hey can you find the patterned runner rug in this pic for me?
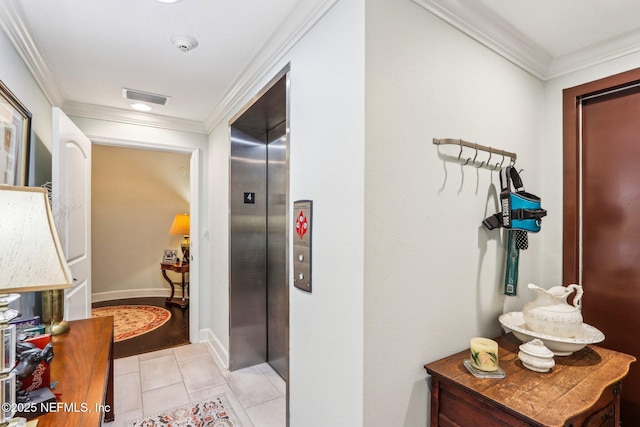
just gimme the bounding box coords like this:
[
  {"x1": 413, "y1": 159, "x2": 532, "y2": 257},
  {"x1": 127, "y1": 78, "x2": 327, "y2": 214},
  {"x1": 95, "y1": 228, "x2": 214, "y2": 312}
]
[
  {"x1": 92, "y1": 305, "x2": 171, "y2": 342},
  {"x1": 126, "y1": 394, "x2": 242, "y2": 427}
]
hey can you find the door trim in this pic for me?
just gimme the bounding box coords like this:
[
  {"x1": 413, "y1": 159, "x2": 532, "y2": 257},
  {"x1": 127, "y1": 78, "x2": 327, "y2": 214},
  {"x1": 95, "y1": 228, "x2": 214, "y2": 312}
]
[
  {"x1": 563, "y1": 67, "x2": 640, "y2": 284},
  {"x1": 88, "y1": 136, "x2": 201, "y2": 344}
]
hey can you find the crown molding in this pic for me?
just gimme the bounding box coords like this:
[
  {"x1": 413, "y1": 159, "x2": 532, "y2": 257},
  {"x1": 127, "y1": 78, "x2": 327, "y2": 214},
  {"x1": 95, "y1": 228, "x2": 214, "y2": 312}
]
[
  {"x1": 546, "y1": 29, "x2": 640, "y2": 79},
  {"x1": 204, "y1": 0, "x2": 338, "y2": 132},
  {"x1": 62, "y1": 101, "x2": 207, "y2": 134},
  {"x1": 413, "y1": 0, "x2": 640, "y2": 81},
  {"x1": 412, "y1": 0, "x2": 550, "y2": 80},
  {"x1": 0, "y1": 0, "x2": 65, "y2": 106}
]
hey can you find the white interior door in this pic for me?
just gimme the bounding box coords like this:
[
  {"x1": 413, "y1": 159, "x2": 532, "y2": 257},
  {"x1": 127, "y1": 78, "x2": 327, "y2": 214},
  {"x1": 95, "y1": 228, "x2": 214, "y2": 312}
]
[{"x1": 52, "y1": 107, "x2": 92, "y2": 320}]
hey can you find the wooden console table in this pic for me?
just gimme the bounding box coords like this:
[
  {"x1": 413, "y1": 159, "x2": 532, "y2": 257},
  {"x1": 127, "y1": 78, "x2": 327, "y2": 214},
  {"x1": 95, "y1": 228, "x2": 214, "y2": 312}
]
[
  {"x1": 425, "y1": 333, "x2": 635, "y2": 427},
  {"x1": 37, "y1": 317, "x2": 114, "y2": 426},
  {"x1": 160, "y1": 262, "x2": 189, "y2": 308}
]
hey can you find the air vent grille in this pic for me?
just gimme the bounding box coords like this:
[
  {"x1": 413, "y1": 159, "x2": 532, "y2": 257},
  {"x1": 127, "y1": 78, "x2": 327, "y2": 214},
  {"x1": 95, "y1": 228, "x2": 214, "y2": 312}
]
[{"x1": 122, "y1": 88, "x2": 171, "y2": 106}]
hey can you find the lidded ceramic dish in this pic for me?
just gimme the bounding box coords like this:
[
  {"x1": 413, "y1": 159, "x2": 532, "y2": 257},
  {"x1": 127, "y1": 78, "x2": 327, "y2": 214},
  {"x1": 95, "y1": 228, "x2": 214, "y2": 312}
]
[{"x1": 518, "y1": 339, "x2": 555, "y2": 372}]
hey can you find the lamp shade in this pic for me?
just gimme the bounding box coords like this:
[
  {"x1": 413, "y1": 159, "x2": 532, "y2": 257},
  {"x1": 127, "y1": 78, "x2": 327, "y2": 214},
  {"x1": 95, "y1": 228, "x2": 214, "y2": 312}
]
[
  {"x1": 169, "y1": 213, "x2": 190, "y2": 236},
  {"x1": 0, "y1": 186, "x2": 72, "y2": 293}
]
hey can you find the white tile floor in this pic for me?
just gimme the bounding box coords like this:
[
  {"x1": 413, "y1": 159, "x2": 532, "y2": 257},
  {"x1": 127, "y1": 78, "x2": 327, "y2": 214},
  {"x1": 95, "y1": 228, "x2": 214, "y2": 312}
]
[{"x1": 104, "y1": 343, "x2": 286, "y2": 427}]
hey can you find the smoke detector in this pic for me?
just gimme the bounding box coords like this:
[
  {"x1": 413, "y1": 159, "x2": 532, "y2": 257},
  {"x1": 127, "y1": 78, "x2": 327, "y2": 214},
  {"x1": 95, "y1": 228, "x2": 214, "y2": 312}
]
[{"x1": 171, "y1": 34, "x2": 199, "y2": 52}]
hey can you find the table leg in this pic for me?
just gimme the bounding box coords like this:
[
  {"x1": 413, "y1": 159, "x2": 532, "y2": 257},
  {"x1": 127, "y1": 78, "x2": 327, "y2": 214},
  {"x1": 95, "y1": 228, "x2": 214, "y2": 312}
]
[
  {"x1": 161, "y1": 269, "x2": 176, "y2": 303},
  {"x1": 179, "y1": 272, "x2": 188, "y2": 309},
  {"x1": 104, "y1": 335, "x2": 115, "y2": 422}
]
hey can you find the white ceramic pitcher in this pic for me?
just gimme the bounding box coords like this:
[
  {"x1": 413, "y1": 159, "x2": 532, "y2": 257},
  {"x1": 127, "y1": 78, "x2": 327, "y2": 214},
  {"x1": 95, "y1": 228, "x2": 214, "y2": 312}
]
[{"x1": 522, "y1": 283, "x2": 583, "y2": 338}]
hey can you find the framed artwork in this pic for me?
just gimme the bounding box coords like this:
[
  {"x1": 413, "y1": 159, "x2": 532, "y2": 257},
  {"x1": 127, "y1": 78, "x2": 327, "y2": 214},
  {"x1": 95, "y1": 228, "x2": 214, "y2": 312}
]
[
  {"x1": 0, "y1": 79, "x2": 32, "y2": 186},
  {"x1": 163, "y1": 249, "x2": 178, "y2": 263}
]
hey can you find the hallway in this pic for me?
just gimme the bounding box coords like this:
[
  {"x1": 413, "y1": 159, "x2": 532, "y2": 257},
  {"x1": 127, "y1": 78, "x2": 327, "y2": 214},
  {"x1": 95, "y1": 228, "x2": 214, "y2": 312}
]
[{"x1": 104, "y1": 343, "x2": 286, "y2": 427}]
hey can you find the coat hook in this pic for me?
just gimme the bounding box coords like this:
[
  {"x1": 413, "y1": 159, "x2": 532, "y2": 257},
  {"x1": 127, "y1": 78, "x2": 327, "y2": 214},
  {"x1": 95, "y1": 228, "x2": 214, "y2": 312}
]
[
  {"x1": 490, "y1": 152, "x2": 503, "y2": 170},
  {"x1": 457, "y1": 139, "x2": 470, "y2": 165},
  {"x1": 473, "y1": 144, "x2": 485, "y2": 168},
  {"x1": 498, "y1": 151, "x2": 506, "y2": 170}
]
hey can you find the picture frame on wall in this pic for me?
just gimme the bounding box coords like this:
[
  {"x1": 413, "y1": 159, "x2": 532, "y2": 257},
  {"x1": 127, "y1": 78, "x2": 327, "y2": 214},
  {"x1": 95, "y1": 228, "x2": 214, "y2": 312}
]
[
  {"x1": 0, "y1": 79, "x2": 32, "y2": 186},
  {"x1": 162, "y1": 249, "x2": 178, "y2": 264}
]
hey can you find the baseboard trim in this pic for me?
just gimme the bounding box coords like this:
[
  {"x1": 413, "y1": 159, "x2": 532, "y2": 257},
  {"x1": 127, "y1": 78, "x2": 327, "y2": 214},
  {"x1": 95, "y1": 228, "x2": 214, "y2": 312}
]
[
  {"x1": 91, "y1": 288, "x2": 186, "y2": 303},
  {"x1": 200, "y1": 328, "x2": 229, "y2": 370}
]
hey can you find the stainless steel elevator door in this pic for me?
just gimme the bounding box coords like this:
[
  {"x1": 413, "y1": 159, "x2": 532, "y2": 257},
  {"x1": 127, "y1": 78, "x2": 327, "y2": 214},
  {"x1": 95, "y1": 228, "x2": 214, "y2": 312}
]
[
  {"x1": 230, "y1": 127, "x2": 267, "y2": 370},
  {"x1": 267, "y1": 121, "x2": 287, "y2": 380}
]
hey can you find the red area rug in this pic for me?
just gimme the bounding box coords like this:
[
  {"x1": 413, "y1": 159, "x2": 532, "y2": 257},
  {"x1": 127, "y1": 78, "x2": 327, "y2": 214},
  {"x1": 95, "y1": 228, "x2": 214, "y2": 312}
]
[
  {"x1": 126, "y1": 394, "x2": 241, "y2": 427},
  {"x1": 92, "y1": 305, "x2": 171, "y2": 342}
]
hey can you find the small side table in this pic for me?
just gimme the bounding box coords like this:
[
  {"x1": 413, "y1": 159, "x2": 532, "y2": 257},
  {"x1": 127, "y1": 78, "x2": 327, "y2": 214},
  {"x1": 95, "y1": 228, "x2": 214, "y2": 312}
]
[
  {"x1": 160, "y1": 262, "x2": 189, "y2": 308},
  {"x1": 425, "y1": 333, "x2": 635, "y2": 427}
]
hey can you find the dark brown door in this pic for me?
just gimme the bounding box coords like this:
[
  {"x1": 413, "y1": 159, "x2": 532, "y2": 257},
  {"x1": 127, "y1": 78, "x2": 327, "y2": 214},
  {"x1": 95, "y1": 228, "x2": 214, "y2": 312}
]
[{"x1": 564, "y1": 68, "x2": 640, "y2": 424}]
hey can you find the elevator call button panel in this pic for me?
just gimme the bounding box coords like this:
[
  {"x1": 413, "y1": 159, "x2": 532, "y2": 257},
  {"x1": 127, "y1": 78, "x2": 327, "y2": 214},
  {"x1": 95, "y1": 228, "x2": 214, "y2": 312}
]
[{"x1": 293, "y1": 200, "x2": 312, "y2": 293}]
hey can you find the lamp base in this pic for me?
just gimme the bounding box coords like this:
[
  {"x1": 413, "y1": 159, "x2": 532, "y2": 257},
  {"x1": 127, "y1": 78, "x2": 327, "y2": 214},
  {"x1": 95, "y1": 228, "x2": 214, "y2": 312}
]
[
  {"x1": 41, "y1": 291, "x2": 70, "y2": 336},
  {"x1": 46, "y1": 320, "x2": 69, "y2": 336},
  {"x1": 181, "y1": 236, "x2": 190, "y2": 265}
]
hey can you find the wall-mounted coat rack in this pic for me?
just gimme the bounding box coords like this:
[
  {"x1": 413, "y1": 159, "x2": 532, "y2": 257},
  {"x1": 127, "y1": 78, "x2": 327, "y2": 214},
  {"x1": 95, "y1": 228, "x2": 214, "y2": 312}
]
[{"x1": 433, "y1": 138, "x2": 517, "y2": 170}]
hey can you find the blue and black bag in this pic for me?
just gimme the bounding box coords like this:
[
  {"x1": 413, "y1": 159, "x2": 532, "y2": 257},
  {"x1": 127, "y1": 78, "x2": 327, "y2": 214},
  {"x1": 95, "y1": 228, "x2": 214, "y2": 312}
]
[{"x1": 483, "y1": 166, "x2": 547, "y2": 234}]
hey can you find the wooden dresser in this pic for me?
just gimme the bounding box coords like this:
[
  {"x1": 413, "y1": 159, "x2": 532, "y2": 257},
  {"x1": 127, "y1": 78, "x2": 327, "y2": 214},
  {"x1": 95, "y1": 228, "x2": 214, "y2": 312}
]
[
  {"x1": 425, "y1": 333, "x2": 635, "y2": 427},
  {"x1": 36, "y1": 317, "x2": 114, "y2": 426}
]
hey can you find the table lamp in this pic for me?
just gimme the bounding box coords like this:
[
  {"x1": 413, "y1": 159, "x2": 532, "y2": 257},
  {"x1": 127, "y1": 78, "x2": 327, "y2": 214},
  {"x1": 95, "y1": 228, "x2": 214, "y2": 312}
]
[
  {"x1": 169, "y1": 213, "x2": 190, "y2": 265},
  {"x1": 0, "y1": 186, "x2": 72, "y2": 424}
]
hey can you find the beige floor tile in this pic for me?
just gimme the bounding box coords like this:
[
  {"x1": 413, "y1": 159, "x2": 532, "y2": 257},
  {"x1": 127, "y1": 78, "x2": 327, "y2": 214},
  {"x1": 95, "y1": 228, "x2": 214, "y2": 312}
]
[
  {"x1": 139, "y1": 354, "x2": 183, "y2": 391},
  {"x1": 179, "y1": 353, "x2": 227, "y2": 393},
  {"x1": 141, "y1": 382, "x2": 190, "y2": 416},
  {"x1": 138, "y1": 348, "x2": 173, "y2": 361},
  {"x1": 114, "y1": 371, "x2": 142, "y2": 414},
  {"x1": 109, "y1": 407, "x2": 143, "y2": 427},
  {"x1": 114, "y1": 355, "x2": 139, "y2": 376},
  {"x1": 173, "y1": 342, "x2": 210, "y2": 361},
  {"x1": 226, "y1": 365, "x2": 281, "y2": 409},
  {"x1": 256, "y1": 363, "x2": 286, "y2": 396},
  {"x1": 245, "y1": 396, "x2": 286, "y2": 427}
]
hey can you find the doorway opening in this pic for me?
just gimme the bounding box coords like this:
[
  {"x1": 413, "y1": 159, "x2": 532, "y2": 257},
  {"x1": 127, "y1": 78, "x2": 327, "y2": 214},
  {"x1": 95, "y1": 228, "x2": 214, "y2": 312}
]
[
  {"x1": 91, "y1": 137, "x2": 201, "y2": 352},
  {"x1": 90, "y1": 142, "x2": 199, "y2": 357},
  {"x1": 229, "y1": 69, "x2": 289, "y2": 382}
]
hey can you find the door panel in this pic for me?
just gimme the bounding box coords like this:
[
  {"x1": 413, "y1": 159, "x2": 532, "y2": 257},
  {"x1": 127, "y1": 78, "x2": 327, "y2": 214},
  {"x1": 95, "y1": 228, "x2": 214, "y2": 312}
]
[
  {"x1": 229, "y1": 126, "x2": 267, "y2": 371},
  {"x1": 267, "y1": 121, "x2": 288, "y2": 380},
  {"x1": 52, "y1": 107, "x2": 92, "y2": 320},
  {"x1": 564, "y1": 72, "x2": 640, "y2": 424}
]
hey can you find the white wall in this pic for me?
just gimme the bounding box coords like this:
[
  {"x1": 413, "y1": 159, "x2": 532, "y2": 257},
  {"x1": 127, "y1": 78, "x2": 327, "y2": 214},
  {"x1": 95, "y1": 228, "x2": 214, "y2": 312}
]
[
  {"x1": 541, "y1": 52, "x2": 640, "y2": 286},
  {"x1": 0, "y1": 30, "x2": 52, "y2": 151},
  {"x1": 364, "y1": 0, "x2": 545, "y2": 425},
  {"x1": 207, "y1": 0, "x2": 365, "y2": 425}
]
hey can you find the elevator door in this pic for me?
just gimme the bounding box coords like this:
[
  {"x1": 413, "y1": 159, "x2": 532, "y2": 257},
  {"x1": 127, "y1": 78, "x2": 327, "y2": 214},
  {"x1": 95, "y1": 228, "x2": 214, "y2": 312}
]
[{"x1": 229, "y1": 74, "x2": 288, "y2": 380}]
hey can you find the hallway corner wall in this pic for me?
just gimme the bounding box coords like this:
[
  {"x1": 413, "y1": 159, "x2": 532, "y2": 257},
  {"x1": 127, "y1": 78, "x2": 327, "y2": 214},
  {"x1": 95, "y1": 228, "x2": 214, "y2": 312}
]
[{"x1": 364, "y1": 0, "x2": 545, "y2": 425}]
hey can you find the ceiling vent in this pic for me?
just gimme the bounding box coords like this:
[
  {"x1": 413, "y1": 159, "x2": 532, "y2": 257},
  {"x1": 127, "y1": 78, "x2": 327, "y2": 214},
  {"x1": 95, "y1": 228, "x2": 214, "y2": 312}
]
[{"x1": 122, "y1": 88, "x2": 171, "y2": 106}]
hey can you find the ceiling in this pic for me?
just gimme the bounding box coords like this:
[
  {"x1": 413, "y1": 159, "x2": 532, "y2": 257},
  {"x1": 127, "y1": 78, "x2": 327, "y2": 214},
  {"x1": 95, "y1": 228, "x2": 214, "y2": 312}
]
[
  {"x1": 2, "y1": 0, "x2": 640, "y2": 134},
  {"x1": 415, "y1": 0, "x2": 640, "y2": 80}
]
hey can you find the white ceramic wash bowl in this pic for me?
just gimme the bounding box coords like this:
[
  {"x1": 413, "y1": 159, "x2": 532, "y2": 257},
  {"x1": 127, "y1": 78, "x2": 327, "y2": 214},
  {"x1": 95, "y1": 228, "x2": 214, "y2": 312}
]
[{"x1": 499, "y1": 311, "x2": 605, "y2": 356}]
